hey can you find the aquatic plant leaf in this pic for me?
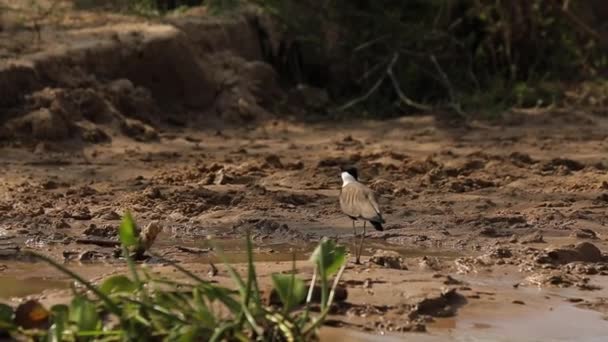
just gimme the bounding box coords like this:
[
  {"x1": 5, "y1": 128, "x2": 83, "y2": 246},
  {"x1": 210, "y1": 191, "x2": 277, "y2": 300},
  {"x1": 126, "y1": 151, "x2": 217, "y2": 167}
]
[
  {"x1": 48, "y1": 304, "x2": 69, "y2": 342},
  {"x1": 119, "y1": 211, "x2": 138, "y2": 247},
  {"x1": 69, "y1": 296, "x2": 100, "y2": 332},
  {"x1": 309, "y1": 238, "x2": 346, "y2": 276},
  {"x1": 0, "y1": 304, "x2": 13, "y2": 322},
  {"x1": 271, "y1": 274, "x2": 306, "y2": 312},
  {"x1": 100, "y1": 275, "x2": 137, "y2": 295}
]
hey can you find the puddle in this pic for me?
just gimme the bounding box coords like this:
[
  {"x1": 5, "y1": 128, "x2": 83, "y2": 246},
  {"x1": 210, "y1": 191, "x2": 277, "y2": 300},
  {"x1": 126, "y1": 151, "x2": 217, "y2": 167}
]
[
  {"x1": 432, "y1": 304, "x2": 608, "y2": 342},
  {"x1": 156, "y1": 231, "x2": 462, "y2": 265},
  {"x1": 0, "y1": 276, "x2": 69, "y2": 299}
]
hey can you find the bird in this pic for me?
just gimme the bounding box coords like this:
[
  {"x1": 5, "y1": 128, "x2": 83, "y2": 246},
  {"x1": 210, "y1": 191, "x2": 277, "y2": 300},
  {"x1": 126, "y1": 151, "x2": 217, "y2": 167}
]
[{"x1": 339, "y1": 166, "x2": 384, "y2": 264}]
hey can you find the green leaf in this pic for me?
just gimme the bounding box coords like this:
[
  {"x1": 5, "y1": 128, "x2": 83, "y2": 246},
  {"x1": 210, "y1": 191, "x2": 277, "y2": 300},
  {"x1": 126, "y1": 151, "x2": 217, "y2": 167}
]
[
  {"x1": 309, "y1": 238, "x2": 346, "y2": 276},
  {"x1": 0, "y1": 303, "x2": 14, "y2": 330},
  {"x1": 99, "y1": 275, "x2": 137, "y2": 296},
  {"x1": 48, "y1": 304, "x2": 69, "y2": 342},
  {"x1": 119, "y1": 211, "x2": 138, "y2": 247},
  {"x1": 271, "y1": 274, "x2": 306, "y2": 312},
  {"x1": 0, "y1": 304, "x2": 13, "y2": 323},
  {"x1": 69, "y1": 297, "x2": 100, "y2": 333}
]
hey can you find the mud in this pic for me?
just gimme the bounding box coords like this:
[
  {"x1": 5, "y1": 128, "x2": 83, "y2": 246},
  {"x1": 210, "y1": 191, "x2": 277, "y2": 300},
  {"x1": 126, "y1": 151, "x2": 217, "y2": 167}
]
[
  {"x1": 2, "y1": 111, "x2": 608, "y2": 339},
  {"x1": 2, "y1": 2, "x2": 608, "y2": 341}
]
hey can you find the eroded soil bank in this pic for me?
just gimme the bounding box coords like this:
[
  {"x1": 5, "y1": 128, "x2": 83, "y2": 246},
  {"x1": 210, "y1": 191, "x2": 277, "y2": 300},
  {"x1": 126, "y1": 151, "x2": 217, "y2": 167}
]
[{"x1": 1, "y1": 2, "x2": 608, "y2": 341}]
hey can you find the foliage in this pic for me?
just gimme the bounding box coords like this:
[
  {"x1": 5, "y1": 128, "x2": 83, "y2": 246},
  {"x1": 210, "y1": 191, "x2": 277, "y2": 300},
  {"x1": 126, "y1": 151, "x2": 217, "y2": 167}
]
[
  {"x1": 208, "y1": 0, "x2": 607, "y2": 117},
  {"x1": 0, "y1": 214, "x2": 347, "y2": 341}
]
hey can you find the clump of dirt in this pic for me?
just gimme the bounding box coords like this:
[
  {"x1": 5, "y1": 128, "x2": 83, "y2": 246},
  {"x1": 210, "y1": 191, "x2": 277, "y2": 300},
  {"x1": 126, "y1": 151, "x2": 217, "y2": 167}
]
[
  {"x1": 1, "y1": 80, "x2": 160, "y2": 143},
  {"x1": 537, "y1": 242, "x2": 605, "y2": 265},
  {"x1": 2, "y1": 108, "x2": 71, "y2": 140},
  {"x1": 412, "y1": 288, "x2": 466, "y2": 318},
  {"x1": 369, "y1": 250, "x2": 406, "y2": 270},
  {"x1": 539, "y1": 158, "x2": 586, "y2": 175}
]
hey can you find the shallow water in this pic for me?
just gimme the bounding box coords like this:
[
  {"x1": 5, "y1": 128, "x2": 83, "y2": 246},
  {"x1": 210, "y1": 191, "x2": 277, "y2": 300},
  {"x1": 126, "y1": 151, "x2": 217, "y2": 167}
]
[
  {"x1": 0, "y1": 276, "x2": 69, "y2": 299},
  {"x1": 1, "y1": 243, "x2": 607, "y2": 341}
]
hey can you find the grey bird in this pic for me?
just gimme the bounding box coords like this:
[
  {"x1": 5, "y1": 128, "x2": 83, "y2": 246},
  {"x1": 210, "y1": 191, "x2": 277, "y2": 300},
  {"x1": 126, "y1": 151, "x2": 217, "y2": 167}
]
[{"x1": 339, "y1": 166, "x2": 384, "y2": 264}]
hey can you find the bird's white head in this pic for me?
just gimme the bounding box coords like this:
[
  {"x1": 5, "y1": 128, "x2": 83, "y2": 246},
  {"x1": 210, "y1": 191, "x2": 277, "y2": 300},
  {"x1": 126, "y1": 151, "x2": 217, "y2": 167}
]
[{"x1": 340, "y1": 166, "x2": 358, "y2": 187}]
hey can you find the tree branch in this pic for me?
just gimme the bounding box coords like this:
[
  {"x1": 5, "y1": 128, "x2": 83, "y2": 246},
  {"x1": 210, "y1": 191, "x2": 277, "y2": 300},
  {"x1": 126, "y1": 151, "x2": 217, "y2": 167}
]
[{"x1": 386, "y1": 53, "x2": 433, "y2": 112}]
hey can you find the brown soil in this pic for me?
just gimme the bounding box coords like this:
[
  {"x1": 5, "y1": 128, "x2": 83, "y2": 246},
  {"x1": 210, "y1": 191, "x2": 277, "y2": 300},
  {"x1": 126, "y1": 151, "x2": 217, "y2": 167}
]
[{"x1": 2, "y1": 2, "x2": 608, "y2": 341}]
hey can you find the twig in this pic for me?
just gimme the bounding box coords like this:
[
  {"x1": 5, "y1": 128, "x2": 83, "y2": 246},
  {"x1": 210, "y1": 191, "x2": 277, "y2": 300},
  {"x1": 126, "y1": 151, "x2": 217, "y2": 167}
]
[
  {"x1": 76, "y1": 238, "x2": 120, "y2": 248},
  {"x1": 353, "y1": 35, "x2": 391, "y2": 53},
  {"x1": 337, "y1": 69, "x2": 388, "y2": 111},
  {"x1": 549, "y1": 0, "x2": 602, "y2": 43},
  {"x1": 430, "y1": 54, "x2": 467, "y2": 117},
  {"x1": 356, "y1": 55, "x2": 391, "y2": 83},
  {"x1": 176, "y1": 246, "x2": 212, "y2": 254},
  {"x1": 386, "y1": 53, "x2": 433, "y2": 111}
]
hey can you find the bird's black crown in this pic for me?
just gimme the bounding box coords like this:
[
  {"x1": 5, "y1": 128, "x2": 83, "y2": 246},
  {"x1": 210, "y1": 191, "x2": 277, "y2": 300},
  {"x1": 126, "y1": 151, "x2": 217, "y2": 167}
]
[{"x1": 341, "y1": 166, "x2": 358, "y2": 180}]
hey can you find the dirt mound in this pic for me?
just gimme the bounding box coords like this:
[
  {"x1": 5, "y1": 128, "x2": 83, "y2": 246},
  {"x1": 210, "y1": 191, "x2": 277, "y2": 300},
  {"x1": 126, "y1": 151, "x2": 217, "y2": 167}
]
[{"x1": 1, "y1": 13, "x2": 286, "y2": 144}]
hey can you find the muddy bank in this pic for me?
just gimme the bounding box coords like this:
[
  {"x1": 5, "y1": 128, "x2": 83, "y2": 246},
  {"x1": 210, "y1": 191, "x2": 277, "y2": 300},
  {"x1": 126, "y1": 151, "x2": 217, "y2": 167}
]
[
  {"x1": 2, "y1": 111, "x2": 608, "y2": 338},
  {"x1": 0, "y1": 6, "x2": 290, "y2": 145}
]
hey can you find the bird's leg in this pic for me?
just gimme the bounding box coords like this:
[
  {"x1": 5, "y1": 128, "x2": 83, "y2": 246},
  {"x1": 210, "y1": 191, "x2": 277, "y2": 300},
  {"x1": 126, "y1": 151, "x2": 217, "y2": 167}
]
[
  {"x1": 356, "y1": 221, "x2": 367, "y2": 264},
  {"x1": 352, "y1": 220, "x2": 361, "y2": 264}
]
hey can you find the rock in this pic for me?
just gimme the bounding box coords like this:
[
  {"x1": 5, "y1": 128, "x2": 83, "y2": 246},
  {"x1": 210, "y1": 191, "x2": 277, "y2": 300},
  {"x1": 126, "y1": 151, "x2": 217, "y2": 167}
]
[
  {"x1": 83, "y1": 224, "x2": 116, "y2": 238},
  {"x1": 120, "y1": 118, "x2": 158, "y2": 141},
  {"x1": 54, "y1": 220, "x2": 71, "y2": 229},
  {"x1": 41, "y1": 180, "x2": 59, "y2": 190},
  {"x1": 418, "y1": 256, "x2": 441, "y2": 271},
  {"x1": 100, "y1": 210, "x2": 121, "y2": 220},
  {"x1": 520, "y1": 233, "x2": 545, "y2": 244},
  {"x1": 67, "y1": 207, "x2": 92, "y2": 220},
  {"x1": 541, "y1": 242, "x2": 603, "y2": 264},
  {"x1": 80, "y1": 125, "x2": 111, "y2": 144},
  {"x1": 509, "y1": 152, "x2": 537, "y2": 165},
  {"x1": 370, "y1": 250, "x2": 406, "y2": 270},
  {"x1": 488, "y1": 247, "x2": 513, "y2": 259},
  {"x1": 574, "y1": 242, "x2": 603, "y2": 262},
  {"x1": 78, "y1": 250, "x2": 107, "y2": 261},
  {"x1": 263, "y1": 154, "x2": 283, "y2": 168},
  {"x1": 414, "y1": 288, "x2": 465, "y2": 318},
  {"x1": 541, "y1": 158, "x2": 585, "y2": 172},
  {"x1": 214, "y1": 169, "x2": 233, "y2": 185},
  {"x1": 144, "y1": 187, "x2": 162, "y2": 199},
  {"x1": 571, "y1": 228, "x2": 598, "y2": 240}
]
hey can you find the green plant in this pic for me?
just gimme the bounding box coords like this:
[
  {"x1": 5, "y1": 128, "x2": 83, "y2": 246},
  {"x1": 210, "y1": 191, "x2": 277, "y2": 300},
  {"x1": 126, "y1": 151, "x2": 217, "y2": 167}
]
[
  {"x1": 0, "y1": 213, "x2": 347, "y2": 341},
  {"x1": 208, "y1": 0, "x2": 606, "y2": 117}
]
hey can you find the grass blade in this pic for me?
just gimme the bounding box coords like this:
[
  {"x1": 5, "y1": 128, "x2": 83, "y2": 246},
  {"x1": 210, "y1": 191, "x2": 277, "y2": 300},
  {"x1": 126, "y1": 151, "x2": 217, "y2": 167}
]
[{"x1": 26, "y1": 252, "x2": 121, "y2": 316}]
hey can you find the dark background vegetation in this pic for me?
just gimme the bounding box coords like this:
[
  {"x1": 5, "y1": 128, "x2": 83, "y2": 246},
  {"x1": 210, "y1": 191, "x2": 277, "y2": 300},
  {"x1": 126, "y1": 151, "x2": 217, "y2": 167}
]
[
  {"x1": 167, "y1": 0, "x2": 608, "y2": 117},
  {"x1": 14, "y1": 0, "x2": 608, "y2": 118}
]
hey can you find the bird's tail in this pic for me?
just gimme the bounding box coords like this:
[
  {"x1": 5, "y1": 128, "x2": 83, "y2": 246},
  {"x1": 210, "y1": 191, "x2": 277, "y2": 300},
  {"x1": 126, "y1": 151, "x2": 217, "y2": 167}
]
[{"x1": 371, "y1": 220, "x2": 384, "y2": 231}]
